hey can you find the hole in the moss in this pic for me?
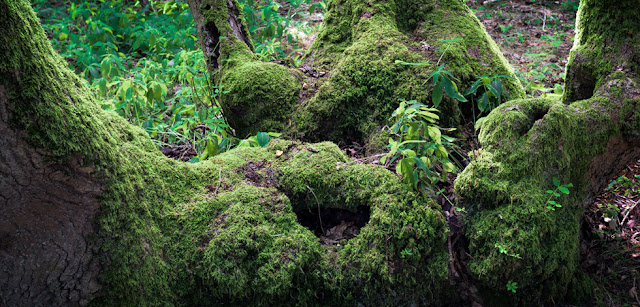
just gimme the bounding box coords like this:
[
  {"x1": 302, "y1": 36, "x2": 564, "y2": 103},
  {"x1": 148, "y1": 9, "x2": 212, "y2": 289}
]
[{"x1": 295, "y1": 206, "x2": 370, "y2": 245}]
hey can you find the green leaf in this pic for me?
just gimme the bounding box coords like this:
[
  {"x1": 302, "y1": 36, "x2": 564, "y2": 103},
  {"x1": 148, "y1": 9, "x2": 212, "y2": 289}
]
[
  {"x1": 464, "y1": 79, "x2": 482, "y2": 96},
  {"x1": 100, "y1": 59, "x2": 111, "y2": 77},
  {"x1": 478, "y1": 92, "x2": 489, "y2": 112},
  {"x1": 427, "y1": 126, "x2": 442, "y2": 143},
  {"x1": 257, "y1": 132, "x2": 270, "y2": 147},
  {"x1": 547, "y1": 200, "x2": 556, "y2": 205},
  {"x1": 442, "y1": 77, "x2": 467, "y2": 102},
  {"x1": 558, "y1": 186, "x2": 570, "y2": 194},
  {"x1": 432, "y1": 79, "x2": 443, "y2": 107},
  {"x1": 553, "y1": 177, "x2": 560, "y2": 187}
]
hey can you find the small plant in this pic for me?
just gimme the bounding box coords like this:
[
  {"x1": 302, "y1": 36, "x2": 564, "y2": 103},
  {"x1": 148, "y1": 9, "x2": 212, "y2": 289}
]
[
  {"x1": 506, "y1": 280, "x2": 518, "y2": 293},
  {"x1": 499, "y1": 24, "x2": 513, "y2": 33},
  {"x1": 401, "y1": 248, "x2": 413, "y2": 258},
  {"x1": 381, "y1": 99, "x2": 456, "y2": 189},
  {"x1": 607, "y1": 175, "x2": 640, "y2": 197},
  {"x1": 494, "y1": 243, "x2": 522, "y2": 259},
  {"x1": 464, "y1": 74, "x2": 512, "y2": 117},
  {"x1": 545, "y1": 177, "x2": 573, "y2": 210}
]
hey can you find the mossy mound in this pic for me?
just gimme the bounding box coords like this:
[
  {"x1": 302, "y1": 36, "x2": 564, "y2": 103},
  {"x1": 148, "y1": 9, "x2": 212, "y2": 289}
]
[
  {"x1": 563, "y1": 0, "x2": 640, "y2": 103},
  {"x1": 455, "y1": 95, "x2": 640, "y2": 304},
  {"x1": 166, "y1": 140, "x2": 453, "y2": 305},
  {"x1": 295, "y1": 0, "x2": 525, "y2": 143},
  {"x1": 221, "y1": 61, "x2": 301, "y2": 136}
]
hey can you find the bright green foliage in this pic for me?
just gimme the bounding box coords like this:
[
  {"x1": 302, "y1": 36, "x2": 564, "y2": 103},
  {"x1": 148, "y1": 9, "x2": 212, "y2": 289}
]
[
  {"x1": 464, "y1": 74, "x2": 513, "y2": 116},
  {"x1": 381, "y1": 99, "x2": 456, "y2": 189},
  {"x1": 506, "y1": 281, "x2": 518, "y2": 293},
  {"x1": 31, "y1": 0, "x2": 236, "y2": 156},
  {"x1": 237, "y1": 0, "x2": 324, "y2": 60},
  {"x1": 545, "y1": 177, "x2": 573, "y2": 211}
]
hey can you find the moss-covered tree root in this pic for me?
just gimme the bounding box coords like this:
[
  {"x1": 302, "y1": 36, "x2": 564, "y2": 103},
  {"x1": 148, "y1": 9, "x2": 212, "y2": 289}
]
[{"x1": 454, "y1": 0, "x2": 640, "y2": 304}]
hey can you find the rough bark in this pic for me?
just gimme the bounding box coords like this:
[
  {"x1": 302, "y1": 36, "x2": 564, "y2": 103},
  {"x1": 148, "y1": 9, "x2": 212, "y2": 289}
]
[
  {"x1": 0, "y1": 2, "x2": 103, "y2": 305},
  {"x1": 5, "y1": 0, "x2": 640, "y2": 305},
  {"x1": 1, "y1": 1, "x2": 452, "y2": 305},
  {"x1": 454, "y1": 0, "x2": 640, "y2": 303}
]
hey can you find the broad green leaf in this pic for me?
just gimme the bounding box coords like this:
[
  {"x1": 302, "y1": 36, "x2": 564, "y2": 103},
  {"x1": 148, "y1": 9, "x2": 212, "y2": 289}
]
[
  {"x1": 414, "y1": 156, "x2": 428, "y2": 172},
  {"x1": 100, "y1": 59, "x2": 111, "y2": 77},
  {"x1": 427, "y1": 126, "x2": 442, "y2": 143},
  {"x1": 486, "y1": 83, "x2": 500, "y2": 99},
  {"x1": 257, "y1": 132, "x2": 270, "y2": 147},
  {"x1": 442, "y1": 77, "x2": 468, "y2": 102},
  {"x1": 553, "y1": 177, "x2": 560, "y2": 187},
  {"x1": 464, "y1": 79, "x2": 482, "y2": 96},
  {"x1": 403, "y1": 149, "x2": 416, "y2": 157},
  {"x1": 478, "y1": 92, "x2": 489, "y2": 111},
  {"x1": 432, "y1": 79, "x2": 443, "y2": 107},
  {"x1": 443, "y1": 162, "x2": 455, "y2": 172}
]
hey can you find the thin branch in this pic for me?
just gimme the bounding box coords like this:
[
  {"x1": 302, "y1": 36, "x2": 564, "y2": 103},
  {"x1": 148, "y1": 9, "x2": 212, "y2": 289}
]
[{"x1": 306, "y1": 185, "x2": 325, "y2": 235}]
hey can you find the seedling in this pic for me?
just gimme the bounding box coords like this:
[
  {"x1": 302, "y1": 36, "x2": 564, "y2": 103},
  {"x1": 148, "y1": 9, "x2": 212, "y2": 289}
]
[{"x1": 545, "y1": 177, "x2": 573, "y2": 210}]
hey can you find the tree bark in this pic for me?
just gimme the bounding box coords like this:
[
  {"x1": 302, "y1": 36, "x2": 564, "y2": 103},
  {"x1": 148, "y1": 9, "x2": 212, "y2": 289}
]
[
  {"x1": 5, "y1": 0, "x2": 640, "y2": 305},
  {"x1": 1, "y1": 1, "x2": 451, "y2": 306}
]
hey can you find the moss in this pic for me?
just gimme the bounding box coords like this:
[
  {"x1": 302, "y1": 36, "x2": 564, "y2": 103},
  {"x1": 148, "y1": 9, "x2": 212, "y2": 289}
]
[
  {"x1": 298, "y1": 0, "x2": 524, "y2": 143},
  {"x1": 221, "y1": 61, "x2": 301, "y2": 136},
  {"x1": 160, "y1": 140, "x2": 453, "y2": 305},
  {"x1": 563, "y1": 0, "x2": 640, "y2": 103},
  {"x1": 0, "y1": 4, "x2": 454, "y2": 299},
  {"x1": 196, "y1": 0, "x2": 302, "y2": 137},
  {"x1": 454, "y1": 95, "x2": 640, "y2": 303}
]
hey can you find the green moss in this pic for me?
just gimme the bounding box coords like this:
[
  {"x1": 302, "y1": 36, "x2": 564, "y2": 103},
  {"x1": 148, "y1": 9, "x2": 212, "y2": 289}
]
[
  {"x1": 161, "y1": 140, "x2": 453, "y2": 305},
  {"x1": 563, "y1": 0, "x2": 640, "y2": 103},
  {"x1": 221, "y1": 61, "x2": 301, "y2": 136},
  {"x1": 299, "y1": 0, "x2": 524, "y2": 143},
  {"x1": 454, "y1": 95, "x2": 640, "y2": 303},
  {"x1": 0, "y1": 4, "x2": 453, "y2": 298},
  {"x1": 196, "y1": 0, "x2": 302, "y2": 137}
]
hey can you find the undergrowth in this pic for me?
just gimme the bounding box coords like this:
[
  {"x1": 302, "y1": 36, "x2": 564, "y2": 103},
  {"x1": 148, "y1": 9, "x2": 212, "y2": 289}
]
[{"x1": 31, "y1": 0, "x2": 324, "y2": 159}]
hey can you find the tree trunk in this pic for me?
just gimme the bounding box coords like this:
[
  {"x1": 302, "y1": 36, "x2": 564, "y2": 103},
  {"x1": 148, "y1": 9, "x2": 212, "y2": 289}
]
[
  {"x1": 5, "y1": 0, "x2": 640, "y2": 305},
  {"x1": 186, "y1": 0, "x2": 302, "y2": 138},
  {"x1": 1, "y1": 1, "x2": 451, "y2": 306},
  {"x1": 455, "y1": 0, "x2": 640, "y2": 303},
  {"x1": 190, "y1": 0, "x2": 525, "y2": 144}
]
